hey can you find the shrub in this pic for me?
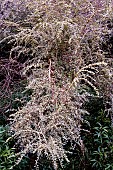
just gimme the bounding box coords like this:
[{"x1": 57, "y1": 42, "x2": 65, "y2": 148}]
[
  {"x1": 0, "y1": 0, "x2": 112, "y2": 169},
  {"x1": 0, "y1": 0, "x2": 34, "y2": 40},
  {"x1": 37, "y1": 99, "x2": 113, "y2": 170}
]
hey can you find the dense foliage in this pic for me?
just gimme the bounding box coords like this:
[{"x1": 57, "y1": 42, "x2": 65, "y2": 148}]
[
  {"x1": 0, "y1": 0, "x2": 113, "y2": 169},
  {"x1": 0, "y1": 126, "x2": 30, "y2": 170}
]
